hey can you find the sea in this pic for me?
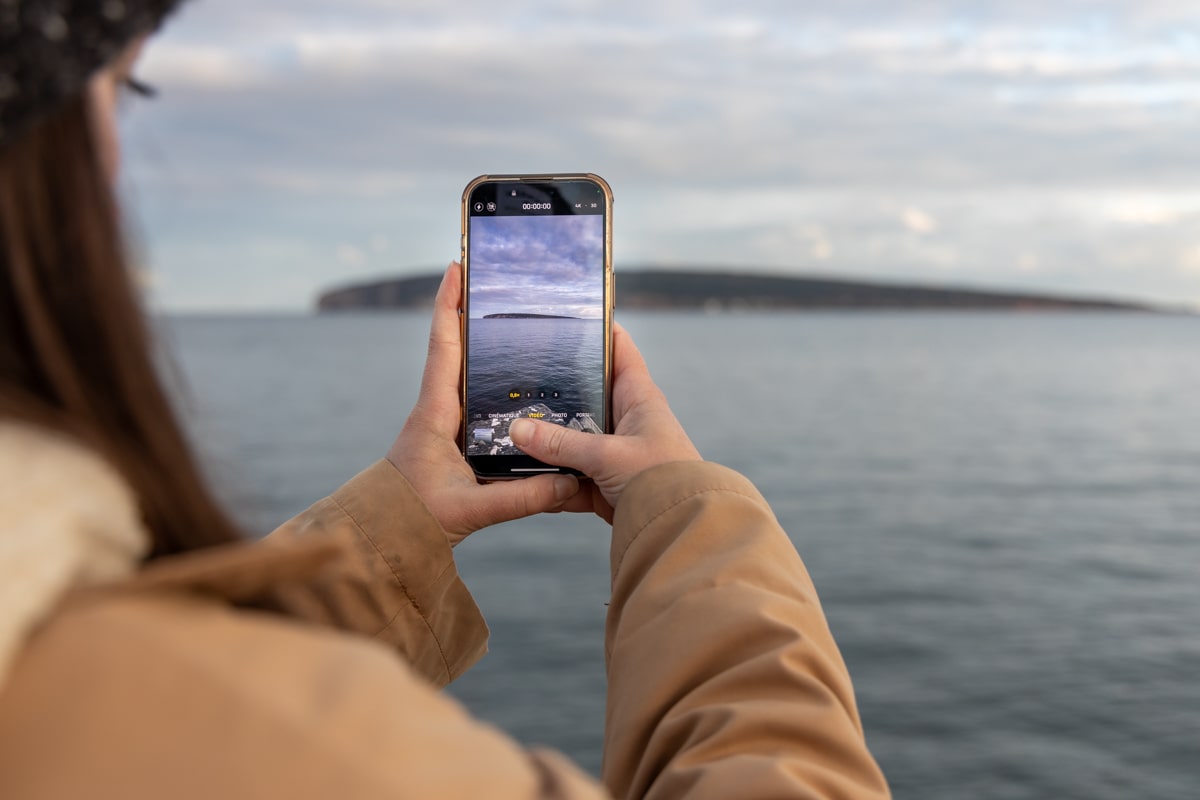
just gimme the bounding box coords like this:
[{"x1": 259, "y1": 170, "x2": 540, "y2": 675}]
[
  {"x1": 163, "y1": 311, "x2": 1200, "y2": 800},
  {"x1": 466, "y1": 317, "x2": 605, "y2": 454}
]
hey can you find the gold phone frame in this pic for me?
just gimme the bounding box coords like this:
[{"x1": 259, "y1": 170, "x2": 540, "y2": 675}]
[{"x1": 459, "y1": 173, "x2": 614, "y2": 479}]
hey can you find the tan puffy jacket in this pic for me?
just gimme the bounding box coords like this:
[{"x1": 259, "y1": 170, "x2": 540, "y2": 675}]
[{"x1": 0, "y1": 432, "x2": 889, "y2": 798}]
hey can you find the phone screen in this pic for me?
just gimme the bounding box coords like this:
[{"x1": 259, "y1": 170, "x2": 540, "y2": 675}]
[{"x1": 462, "y1": 176, "x2": 612, "y2": 478}]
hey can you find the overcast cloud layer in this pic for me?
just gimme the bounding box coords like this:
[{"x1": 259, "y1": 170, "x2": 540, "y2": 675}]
[
  {"x1": 469, "y1": 216, "x2": 605, "y2": 319},
  {"x1": 120, "y1": 0, "x2": 1200, "y2": 310}
]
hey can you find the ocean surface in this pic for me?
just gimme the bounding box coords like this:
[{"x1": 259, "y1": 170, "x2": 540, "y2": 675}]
[
  {"x1": 164, "y1": 311, "x2": 1200, "y2": 799},
  {"x1": 466, "y1": 317, "x2": 605, "y2": 454}
]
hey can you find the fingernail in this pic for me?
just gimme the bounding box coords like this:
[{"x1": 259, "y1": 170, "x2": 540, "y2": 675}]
[
  {"x1": 509, "y1": 418, "x2": 533, "y2": 445},
  {"x1": 554, "y1": 475, "x2": 578, "y2": 502}
]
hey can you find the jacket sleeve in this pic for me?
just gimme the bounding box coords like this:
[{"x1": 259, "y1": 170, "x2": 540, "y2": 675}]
[
  {"x1": 601, "y1": 462, "x2": 891, "y2": 799},
  {"x1": 263, "y1": 460, "x2": 488, "y2": 687}
]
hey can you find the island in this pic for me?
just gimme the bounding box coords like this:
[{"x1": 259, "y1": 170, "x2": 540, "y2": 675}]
[
  {"x1": 482, "y1": 313, "x2": 579, "y2": 319},
  {"x1": 316, "y1": 268, "x2": 1154, "y2": 312}
]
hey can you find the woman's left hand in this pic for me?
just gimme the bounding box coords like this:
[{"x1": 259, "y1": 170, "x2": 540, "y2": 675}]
[{"x1": 386, "y1": 262, "x2": 581, "y2": 547}]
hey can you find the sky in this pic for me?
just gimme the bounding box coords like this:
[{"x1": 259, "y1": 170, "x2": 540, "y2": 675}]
[
  {"x1": 119, "y1": 0, "x2": 1200, "y2": 311},
  {"x1": 468, "y1": 216, "x2": 605, "y2": 319}
]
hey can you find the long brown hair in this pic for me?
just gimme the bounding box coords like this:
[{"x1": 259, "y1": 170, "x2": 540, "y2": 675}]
[{"x1": 0, "y1": 93, "x2": 242, "y2": 557}]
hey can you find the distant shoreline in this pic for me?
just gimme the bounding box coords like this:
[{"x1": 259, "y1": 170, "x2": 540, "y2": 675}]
[
  {"x1": 316, "y1": 268, "x2": 1157, "y2": 313},
  {"x1": 481, "y1": 313, "x2": 580, "y2": 320}
]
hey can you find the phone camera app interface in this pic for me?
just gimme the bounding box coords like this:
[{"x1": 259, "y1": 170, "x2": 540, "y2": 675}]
[{"x1": 466, "y1": 181, "x2": 606, "y2": 458}]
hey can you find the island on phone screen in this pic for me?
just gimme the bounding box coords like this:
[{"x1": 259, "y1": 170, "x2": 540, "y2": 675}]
[{"x1": 466, "y1": 213, "x2": 605, "y2": 456}]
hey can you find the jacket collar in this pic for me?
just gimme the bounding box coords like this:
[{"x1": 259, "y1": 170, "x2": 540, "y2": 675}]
[
  {"x1": 0, "y1": 422, "x2": 341, "y2": 692},
  {"x1": 0, "y1": 423, "x2": 149, "y2": 689}
]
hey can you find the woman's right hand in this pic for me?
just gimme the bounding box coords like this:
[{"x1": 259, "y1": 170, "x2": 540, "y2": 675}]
[{"x1": 508, "y1": 324, "x2": 701, "y2": 523}]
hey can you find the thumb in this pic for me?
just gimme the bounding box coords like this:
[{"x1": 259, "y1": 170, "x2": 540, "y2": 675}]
[{"x1": 509, "y1": 418, "x2": 607, "y2": 476}]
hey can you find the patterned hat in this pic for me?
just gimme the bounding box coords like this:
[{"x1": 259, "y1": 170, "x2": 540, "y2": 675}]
[{"x1": 0, "y1": 0, "x2": 185, "y2": 146}]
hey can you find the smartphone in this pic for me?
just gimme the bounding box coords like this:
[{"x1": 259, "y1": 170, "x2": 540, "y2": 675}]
[{"x1": 460, "y1": 174, "x2": 614, "y2": 480}]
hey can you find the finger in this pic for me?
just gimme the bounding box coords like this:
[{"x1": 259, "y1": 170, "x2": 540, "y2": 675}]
[
  {"x1": 458, "y1": 473, "x2": 579, "y2": 531},
  {"x1": 509, "y1": 418, "x2": 611, "y2": 477},
  {"x1": 560, "y1": 482, "x2": 614, "y2": 522},
  {"x1": 558, "y1": 491, "x2": 598, "y2": 514},
  {"x1": 415, "y1": 262, "x2": 464, "y2": 435},
  {"x1": 610, "y1": 324, "x2": 661, "y2": 422}
]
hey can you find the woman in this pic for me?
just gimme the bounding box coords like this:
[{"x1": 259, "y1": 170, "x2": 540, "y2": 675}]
[{"x1": 0, "y1": 2, "x2": 890, "y2": 798}]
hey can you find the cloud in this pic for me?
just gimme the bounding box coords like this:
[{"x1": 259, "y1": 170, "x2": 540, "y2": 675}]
[
  {"x1": 901, "y1": 208, "x2": 939, "y2": 235},
  {"x1": 467, "y1": 215, "x2": 605, "y2": 318},
  {"x1": 805, "y1": 226, "x2": 835, "y2": 261},
  {"x1": 336, "y1": 244, "x2": 366, "y2": 267},
  {"x1": 134, "y1": 2, "x2": 1200, "y2": 188},
  {"x1": 1180, "y1": 245, "x2": 1200, "y2": 275},
  {"x1": 120, "y1": 0, "x2": 1200, "y2": 310},
  {"x1": 139, "y1": 43, "x2": 270, "y2": 89}
]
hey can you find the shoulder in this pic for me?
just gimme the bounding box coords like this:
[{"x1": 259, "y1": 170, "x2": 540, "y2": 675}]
[
  {"x1": 0, "y1": 422, "x2": 147, "y2": 569},
  {"x1": 0, "y1": 591, "x2": 558, "y2": 799},
  {"x1": 0, "y1": 422, "x2": 148, "y2": 691},
  {"x1": 0, "y1": 422, "x2": 141, "y2": 535}
]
